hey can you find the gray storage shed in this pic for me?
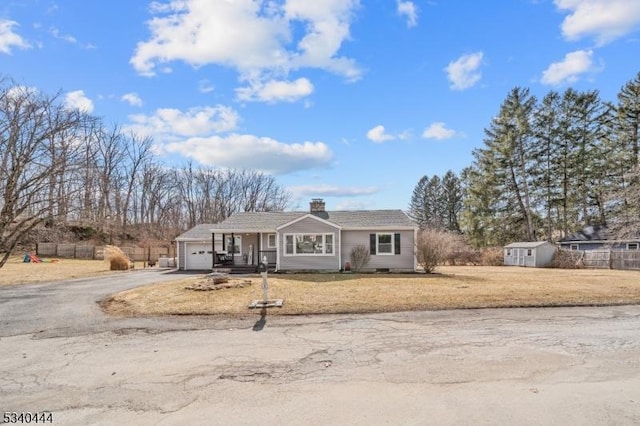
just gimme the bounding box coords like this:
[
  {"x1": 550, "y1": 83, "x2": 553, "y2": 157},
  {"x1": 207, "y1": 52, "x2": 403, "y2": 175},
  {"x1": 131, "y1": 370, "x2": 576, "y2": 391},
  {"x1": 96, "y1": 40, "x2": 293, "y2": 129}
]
[{"x1": 504, "y1": 241, "x2": 557, "y2": 268}]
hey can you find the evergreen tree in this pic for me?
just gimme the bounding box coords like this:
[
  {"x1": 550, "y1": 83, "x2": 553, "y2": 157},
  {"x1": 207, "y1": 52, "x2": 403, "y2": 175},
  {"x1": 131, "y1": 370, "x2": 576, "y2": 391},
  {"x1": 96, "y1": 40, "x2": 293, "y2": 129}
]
[
  {"x1": 441, "y1": 170, "x2": 462, "y2": 232},
  {"x1": 531, "y1": 90, "x2": 562, "y2": 240},
  {"x1": 408, "y1": 172, "x2": 461, "y2": 230},
  {"x1": 470, "y1": 87, "x2": 537, "y2": 243},
  {"x1": 617, "y1": 71, "x2": 640, "y2": 167},
  {"x1": 408, "y1": 175, "x2": 429, "y2": 226}
]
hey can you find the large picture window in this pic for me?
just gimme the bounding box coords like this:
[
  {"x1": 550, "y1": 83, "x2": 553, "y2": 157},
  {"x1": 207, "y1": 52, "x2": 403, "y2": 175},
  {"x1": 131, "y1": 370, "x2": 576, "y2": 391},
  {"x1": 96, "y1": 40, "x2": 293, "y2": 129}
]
[{"x1": 284, "y1": 233, "x2": 335, "y2": 256}]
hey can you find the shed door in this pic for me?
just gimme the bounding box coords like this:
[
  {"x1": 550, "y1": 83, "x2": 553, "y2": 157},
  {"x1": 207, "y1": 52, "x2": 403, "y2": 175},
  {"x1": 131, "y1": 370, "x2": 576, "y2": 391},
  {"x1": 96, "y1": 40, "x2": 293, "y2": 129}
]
[
  {"x1": 185, "y1": 243, "x2": 213, "y2": 270},
  {"x1": 517, "y1": 249, "x2": 525, "y2": 266}
]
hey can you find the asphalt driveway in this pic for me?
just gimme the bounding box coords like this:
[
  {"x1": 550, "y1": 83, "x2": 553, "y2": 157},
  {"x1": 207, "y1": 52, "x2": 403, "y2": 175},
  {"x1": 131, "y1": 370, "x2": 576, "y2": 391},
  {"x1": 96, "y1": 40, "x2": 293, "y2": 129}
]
[{"x1": 1, "y1": 270, "x2": 639, "y2": 425}]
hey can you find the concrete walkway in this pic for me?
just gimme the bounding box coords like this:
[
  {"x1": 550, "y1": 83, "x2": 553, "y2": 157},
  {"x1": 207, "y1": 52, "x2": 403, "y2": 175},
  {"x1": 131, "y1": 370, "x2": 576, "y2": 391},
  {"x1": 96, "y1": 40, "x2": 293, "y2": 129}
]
[{"x1": 1, "y1": 271, "x2": 639, "y2": 425}]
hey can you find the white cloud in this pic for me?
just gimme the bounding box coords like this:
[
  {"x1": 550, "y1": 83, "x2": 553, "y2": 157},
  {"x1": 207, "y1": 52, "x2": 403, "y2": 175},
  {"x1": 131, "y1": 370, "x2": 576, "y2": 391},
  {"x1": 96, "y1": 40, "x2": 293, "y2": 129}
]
[
  {"x1": 121, "y1": 92, "x2": 143, "y2": 107},
  {"x1": 64, "y1": 90, "x2": 94, "y2": 113},
  {"x1": 555, "y1": 0, "x2": 640, "y2": 45},
  {"x1": 131, "y1": 0, "x2": 361, "y2": 86},
  {"x1": 165, "y1": 134, "x2": 333, "y2": 175},
  {"x1": 50, "y1": 27, "x2": 77, "y2": 44},
  {"x1": 284, "y1": 0, "x2": 362, "y2": 81},
  {"x1": 397, "y1": 1, "x2": 418, "y2": 27},
  {"x1": 366, "y1": 125, "x2": 396, "y2": 143},
  {"x1": 125, "y1": 105, "x2": 239, "y2": 139},
  {"x1": 289, "y1": 184, "x2": 379, "y2": 198},
  {"x1": 422, "y1": 122, "x2": 458, "y2": 140},
  {"x1": 236, "y1": 77, "x2": 314, "y2": 103},
  {"x1": 198, "y1": 79, "x2": 215, "y2": 93},
  {"x1": 445, "y1": 51, "x2": 484, "y2": 90},
  {"x1": 335, "y1": 199, "x2": 376, "y2": 210},
  {"x1": 541, "y1": 49, "x2": 595, "y2": 85},
  {"x1": 0, "y1": 20, "x2": 31, "y2": 54}
]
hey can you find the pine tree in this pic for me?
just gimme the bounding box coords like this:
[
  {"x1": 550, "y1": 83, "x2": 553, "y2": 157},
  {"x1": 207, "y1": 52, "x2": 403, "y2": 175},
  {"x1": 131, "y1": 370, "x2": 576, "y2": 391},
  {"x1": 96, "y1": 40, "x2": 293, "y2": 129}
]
[
  {"x1": 531, "y1": 90, "x2": 562, "y2": 240},
  {"x1": 617, "y1": 71, "x2": 640, "y2": 167},
  {"x1": 441, "y1": 170, "x2": 462, "y2": 232},
  {"x1": 478, "y1": 87, "x2": 537, "y2": 242},
  {"x1": 408, "y1": 175, "x2": 429, "y2": 226}
]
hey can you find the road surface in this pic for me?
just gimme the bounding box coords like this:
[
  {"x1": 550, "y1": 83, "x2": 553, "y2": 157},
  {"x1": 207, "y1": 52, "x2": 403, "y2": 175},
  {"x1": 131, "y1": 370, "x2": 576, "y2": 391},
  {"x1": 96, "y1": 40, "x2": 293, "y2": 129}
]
[{"x1": 1, "y1": 270, "x2": 639, "y2": 425}]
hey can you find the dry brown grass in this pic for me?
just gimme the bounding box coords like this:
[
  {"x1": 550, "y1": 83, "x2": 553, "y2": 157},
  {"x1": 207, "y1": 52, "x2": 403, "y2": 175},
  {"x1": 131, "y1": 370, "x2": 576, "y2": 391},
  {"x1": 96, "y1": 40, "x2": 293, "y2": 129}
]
[
  {"x1": 0, "y1": 256, "x2": 144, "y2": 286},
  {"x1": 101, "y1": 266, "x2": 640, "y2": 317},
  {"x1": 104, "y1": 245, "x2": 133, "y2": 271}
]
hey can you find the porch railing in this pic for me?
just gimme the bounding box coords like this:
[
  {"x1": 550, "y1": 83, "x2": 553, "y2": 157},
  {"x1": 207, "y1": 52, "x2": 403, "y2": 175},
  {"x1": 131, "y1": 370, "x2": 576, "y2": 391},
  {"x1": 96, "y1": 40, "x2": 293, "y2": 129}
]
[{"x1": 258, "y1": 250, "x2": 277, "y2": 265}]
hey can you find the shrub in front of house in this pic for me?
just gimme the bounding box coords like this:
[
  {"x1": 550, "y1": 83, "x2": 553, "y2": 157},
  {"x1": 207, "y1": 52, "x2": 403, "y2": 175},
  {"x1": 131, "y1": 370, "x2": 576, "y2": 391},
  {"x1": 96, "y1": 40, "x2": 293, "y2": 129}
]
[{"x1": 350, "y1": 245, "x2": 371, "y2": 272}]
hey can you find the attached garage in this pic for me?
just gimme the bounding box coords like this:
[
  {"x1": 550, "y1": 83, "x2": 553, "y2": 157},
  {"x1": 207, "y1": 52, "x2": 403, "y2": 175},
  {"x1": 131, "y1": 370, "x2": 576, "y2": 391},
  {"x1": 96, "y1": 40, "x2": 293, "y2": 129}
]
[
  {"x1": 184, "y1": 242, "x2": 213, "y2": 270},
  {"x1": 174, "y1": 224, "x2": 218, "y2": 271}
]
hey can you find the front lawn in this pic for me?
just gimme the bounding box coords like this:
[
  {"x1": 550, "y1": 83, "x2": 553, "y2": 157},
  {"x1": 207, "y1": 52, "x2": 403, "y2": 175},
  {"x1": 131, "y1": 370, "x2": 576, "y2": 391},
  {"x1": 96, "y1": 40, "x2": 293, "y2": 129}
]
[{"x1": 100, "y1": 266, "x2": 640, "y2": 316}]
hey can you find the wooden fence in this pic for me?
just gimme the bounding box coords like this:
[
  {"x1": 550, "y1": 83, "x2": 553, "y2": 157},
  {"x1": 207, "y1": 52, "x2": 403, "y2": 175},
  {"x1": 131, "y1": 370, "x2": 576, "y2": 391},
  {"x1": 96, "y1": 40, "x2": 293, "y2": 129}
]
[
  {"x1": 583, "y1": 249, "x2": 640, "y2": 271},
  {"x1": 36, "y1": 243, "x2": 174, "y2": 262}
]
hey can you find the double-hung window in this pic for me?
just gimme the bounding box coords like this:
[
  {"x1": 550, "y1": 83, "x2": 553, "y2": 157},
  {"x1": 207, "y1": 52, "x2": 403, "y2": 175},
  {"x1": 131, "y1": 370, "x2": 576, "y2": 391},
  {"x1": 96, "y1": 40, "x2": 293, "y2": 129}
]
[
  {"x1": 377, "y1": 233, "x2": 393, "y2": 254},
  {"x1": 370, "y1": 233, "x2": 401, "y2": 255}
]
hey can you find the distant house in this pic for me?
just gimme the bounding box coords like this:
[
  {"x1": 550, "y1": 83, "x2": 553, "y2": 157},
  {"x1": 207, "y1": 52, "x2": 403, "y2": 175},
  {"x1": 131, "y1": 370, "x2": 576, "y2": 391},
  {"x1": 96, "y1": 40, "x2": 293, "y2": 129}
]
[
  {"x1": 557, "y1": 225, "x2": 640, "y2": 251},
  {"x1": 504, "y1": 242, "x2": 557, "y2": 268},
  {"x1": 175, "y1": 199, "x2": 418, "y2": 273}
]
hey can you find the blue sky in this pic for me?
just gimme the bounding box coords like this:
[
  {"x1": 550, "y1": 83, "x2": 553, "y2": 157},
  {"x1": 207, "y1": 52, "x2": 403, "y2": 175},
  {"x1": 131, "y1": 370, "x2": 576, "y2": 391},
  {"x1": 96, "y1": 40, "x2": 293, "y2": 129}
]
[{"x1": 2, "y1": 0, "x2": 640, "y2": 211}]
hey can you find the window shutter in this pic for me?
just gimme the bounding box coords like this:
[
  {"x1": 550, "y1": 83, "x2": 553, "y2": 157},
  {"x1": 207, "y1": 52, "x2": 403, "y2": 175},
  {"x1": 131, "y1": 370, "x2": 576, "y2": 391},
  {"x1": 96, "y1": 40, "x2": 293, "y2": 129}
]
[
  {"x1": 370, "y1": 234, "x2": 376, "y2": 255},
  {"x1": 394, "y1": 233, "x2": 401, "y2": 255}
]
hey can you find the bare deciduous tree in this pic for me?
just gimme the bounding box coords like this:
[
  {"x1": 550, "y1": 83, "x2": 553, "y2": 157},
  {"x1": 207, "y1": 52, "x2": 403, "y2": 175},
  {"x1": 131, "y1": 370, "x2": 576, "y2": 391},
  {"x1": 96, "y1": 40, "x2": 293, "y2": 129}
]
[
  {"x1": 349, "y1": 245, "x2": 370, "y2": 272},
  {"x1": 0, "y1": 79, "x2": 82, "y2": 267},
  {"x1": 415, "y1": 228, "x2": 455, "y2": 273}
]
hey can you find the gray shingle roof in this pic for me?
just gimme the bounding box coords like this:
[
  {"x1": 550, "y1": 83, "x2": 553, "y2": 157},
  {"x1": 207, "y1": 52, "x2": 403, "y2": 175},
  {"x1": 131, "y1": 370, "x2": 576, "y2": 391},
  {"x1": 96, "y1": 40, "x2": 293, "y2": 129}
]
[
  {"x1": 558, "y1": 225, "x2": 610, "y2": 242},
  {"x1": 504, "y1": 241, "x2": 555, "y2": 249},
  {"x1": 175, "y1": 224, "x2": 218, "y2": 240},
  {"x1": 175, "y1": 210, "x2": 417, "y2": 240}
]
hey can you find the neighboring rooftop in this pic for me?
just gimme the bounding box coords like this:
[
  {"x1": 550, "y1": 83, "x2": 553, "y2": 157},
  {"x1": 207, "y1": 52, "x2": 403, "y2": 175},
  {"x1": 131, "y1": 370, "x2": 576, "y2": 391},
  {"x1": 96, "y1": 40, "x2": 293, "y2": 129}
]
[
  {"x1": 559, "y1": 225, "x2": 610, "y2": 242},
  {"x1": 504, "y1": 241, "x2": 555, "y2": 249}
]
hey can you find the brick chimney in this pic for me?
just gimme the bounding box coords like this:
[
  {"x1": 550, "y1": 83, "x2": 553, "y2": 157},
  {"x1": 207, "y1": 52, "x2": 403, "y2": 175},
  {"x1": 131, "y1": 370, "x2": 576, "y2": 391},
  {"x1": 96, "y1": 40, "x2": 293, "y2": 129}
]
[{"x1": 309, "y1": 198, "x2": 326, "y2": 213}]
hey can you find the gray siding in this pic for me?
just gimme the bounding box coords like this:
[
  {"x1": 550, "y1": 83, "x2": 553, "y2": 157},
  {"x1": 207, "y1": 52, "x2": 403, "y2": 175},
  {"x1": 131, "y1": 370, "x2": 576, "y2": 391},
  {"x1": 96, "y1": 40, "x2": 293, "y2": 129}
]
[
  {"x1": 504, "y1": 244, "x2": 556, "y2": 267},
  {"x1": 341, "y1": 230, "x2": 415, "y2": 271},
  {"x1": 242, "y1": 234, "x2": 259, "y2": 264},
  {"x1": 178, "y1": 241, "x2": 186, "y2": 270},
  {"x1": 279, "y1": 217, "x2": 340, "y2": 270}
]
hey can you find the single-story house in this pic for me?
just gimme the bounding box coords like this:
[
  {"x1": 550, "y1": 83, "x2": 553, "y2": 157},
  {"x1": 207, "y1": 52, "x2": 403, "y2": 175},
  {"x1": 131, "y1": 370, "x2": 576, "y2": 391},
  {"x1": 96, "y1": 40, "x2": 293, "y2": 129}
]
[
  {"x1": 557, "y1": 225, "x2": 640, "y2": 251},
  {"x1": 504, "y1": 241, "x2": 557, "y2": 268},
  {"x1": 175, "y1": 199, "x2": 418, "y2": 272}
]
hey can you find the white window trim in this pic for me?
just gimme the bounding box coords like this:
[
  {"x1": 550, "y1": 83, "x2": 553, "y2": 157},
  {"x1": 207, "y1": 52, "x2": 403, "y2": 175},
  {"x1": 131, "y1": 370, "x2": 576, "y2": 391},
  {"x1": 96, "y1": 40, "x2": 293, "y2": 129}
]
[
  {"x1": 570, "y1": 244, "x2": 579, "y2": 251},
  {"x1": 376, "y1": 233, "x2": 394, "y2": 256},
  {"x1": 267, "y1": 234, "x2": 276, "y2": 249},
  {"x1": 283, "y1": 233, "x2": 335, "y2": 256},
  {"x1": 225, "y1": 235, "x2": 242, "y2": 255},
  {"x1": 627, "y1": 243, "x2": 639, "y2": 250}
]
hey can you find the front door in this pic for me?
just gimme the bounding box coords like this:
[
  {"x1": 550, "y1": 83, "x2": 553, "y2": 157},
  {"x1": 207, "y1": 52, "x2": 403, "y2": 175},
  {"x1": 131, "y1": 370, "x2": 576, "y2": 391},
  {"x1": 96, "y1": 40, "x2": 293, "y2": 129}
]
[{"x1": 225, "y1": 235, "x2": 242, "y2": 263}]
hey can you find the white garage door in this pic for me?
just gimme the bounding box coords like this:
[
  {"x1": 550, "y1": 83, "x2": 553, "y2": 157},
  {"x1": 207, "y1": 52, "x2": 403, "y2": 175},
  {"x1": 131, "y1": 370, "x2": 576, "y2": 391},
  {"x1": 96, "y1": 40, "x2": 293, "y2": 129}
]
[{"x1": 185, "y1": 243, "x2": 213, "y2": 270}]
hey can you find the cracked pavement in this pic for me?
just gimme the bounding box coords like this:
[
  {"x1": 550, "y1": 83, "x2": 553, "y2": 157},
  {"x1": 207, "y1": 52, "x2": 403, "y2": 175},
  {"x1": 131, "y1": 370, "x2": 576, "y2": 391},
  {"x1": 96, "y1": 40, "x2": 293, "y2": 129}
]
[{"x1": 1, "y1": 270, "x2": 640, "y2": 425}]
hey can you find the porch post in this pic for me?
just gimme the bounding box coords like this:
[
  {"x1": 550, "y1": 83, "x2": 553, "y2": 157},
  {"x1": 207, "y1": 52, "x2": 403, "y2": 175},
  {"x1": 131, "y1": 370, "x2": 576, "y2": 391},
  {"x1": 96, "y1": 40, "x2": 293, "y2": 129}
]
[
  {"x1": 212, "y1": 232, "x2": 216, "y2": 269},
  {"x1": 258, "y1": 233, "x2": 262, "y2": 266},
  {"x1": 231, "y1": 232, "x2": 235, "y2": 266}
]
